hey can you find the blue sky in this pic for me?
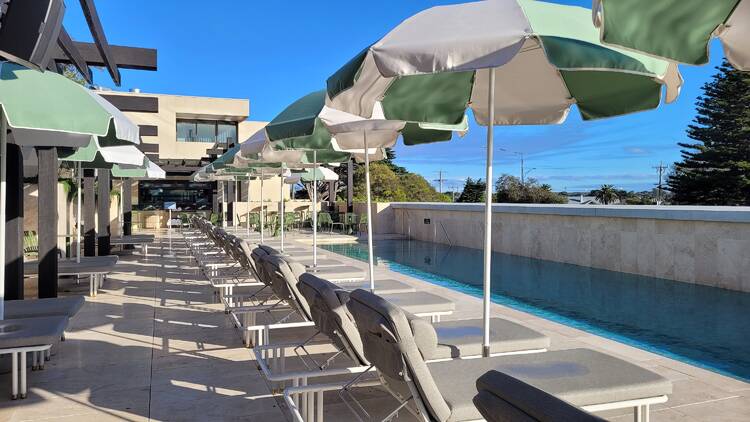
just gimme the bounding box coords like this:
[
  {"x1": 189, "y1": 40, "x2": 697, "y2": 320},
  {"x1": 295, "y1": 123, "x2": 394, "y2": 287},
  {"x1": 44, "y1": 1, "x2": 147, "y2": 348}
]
[{"x1": 63, "y1": 0, "x2": 724, "y2": 192}]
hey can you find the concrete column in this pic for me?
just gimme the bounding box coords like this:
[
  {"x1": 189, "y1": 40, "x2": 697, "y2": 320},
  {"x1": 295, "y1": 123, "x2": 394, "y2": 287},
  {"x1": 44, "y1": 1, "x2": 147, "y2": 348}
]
[
  {"x1": 227, "y1": 181, "x2": 234, "y2": 226},
  {"x1": 37, "y1": 147, "x2": 58, "y2": 298},
  {"x1": 4, "y1": 143, "x2": 23, "y2": 300},
  {"x1": 83, "y1": 169, "x2": 96, "y2": 256},
  {"x1": 123, "y1": 180, "x2": 132, "y2": 236},
  {"x1": 328, "y1": 181, "x2": 335, "y2": 204},
  {"x1": 97, "y1": 170, "x2": 110, "y2": 256}
]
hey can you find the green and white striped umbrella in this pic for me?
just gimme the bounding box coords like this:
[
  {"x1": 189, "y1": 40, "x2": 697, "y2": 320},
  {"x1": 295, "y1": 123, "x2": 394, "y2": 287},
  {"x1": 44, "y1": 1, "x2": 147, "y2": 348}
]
[
  {"x1": 593, "y1": 0, "x2": 749, "y2": 70},
  {"x1": 112, "y1": 157, "x2": 166, "y2": 179},
  {"x1": 297, "y1": 166, "x2": 339, "y2": 183},
  {"x1": 326, "y1": 0, "x2": 682, "y2": 126},
  {"x1": 58, "y1": 136, "x2": 144, "y2": 168},
  {"x1": 0, "y1": 62, "x2": 140, "y2": 147},
  {"x1": 324, "y1": 0, "x2": 682, "y2": 356}
]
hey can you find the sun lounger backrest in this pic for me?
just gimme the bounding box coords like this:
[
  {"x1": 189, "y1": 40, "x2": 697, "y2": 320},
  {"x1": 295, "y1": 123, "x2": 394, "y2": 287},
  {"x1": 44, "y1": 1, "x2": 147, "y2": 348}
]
[
  {"x1": 260, "y1": 255, "x2": 312, "y2": 321},
  {"x1": 259, "y1": 245, "x2": 281, "y2": 255},
  {"x1": 347, "y1": 289, "x2": 450, "y2": 421},
  {"x1": 251, "y1": 247, "x2": 271, "y2": 285},
  {"x1": 297, "y1": 274, "x2": 368, "y2": 366},
  {"x1": 474, "y1": 370, "x2": 607, "y2": 422}
]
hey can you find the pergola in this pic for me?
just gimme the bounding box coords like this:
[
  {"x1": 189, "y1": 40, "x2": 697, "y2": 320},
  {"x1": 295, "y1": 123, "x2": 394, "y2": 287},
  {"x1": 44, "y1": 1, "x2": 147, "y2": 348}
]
[{"x1": 0, "y1": 0, "x2": 157, "y2": 300}]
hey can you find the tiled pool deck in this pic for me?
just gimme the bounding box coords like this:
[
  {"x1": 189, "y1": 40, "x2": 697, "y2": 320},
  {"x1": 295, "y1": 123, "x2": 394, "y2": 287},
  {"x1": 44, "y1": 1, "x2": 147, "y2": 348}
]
[{"x1": 1, "y1": 231, "x2": 747, "y2": 421}]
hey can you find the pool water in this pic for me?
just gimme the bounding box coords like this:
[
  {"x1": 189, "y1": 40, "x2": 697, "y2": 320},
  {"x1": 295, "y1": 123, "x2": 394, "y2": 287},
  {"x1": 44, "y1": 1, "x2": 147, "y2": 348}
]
[{"x1": 321, "y1": 239, "x2": 750, "y2": 382}]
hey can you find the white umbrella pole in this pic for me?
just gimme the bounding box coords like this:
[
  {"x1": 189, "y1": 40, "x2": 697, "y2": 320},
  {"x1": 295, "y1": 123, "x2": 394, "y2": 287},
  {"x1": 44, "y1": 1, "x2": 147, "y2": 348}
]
[
  {"x1": 279, "y1": 175, "x2": 285, "y2": 252},
  {"x1": 234, "y1": 179, "x2": 238, "y2": 228},
  {"x1": 221, "y1": 182, "x2": 227, "y2": 228},
  {"x1": 482, "y1": 68, "x2": 496, "y2": 358},
  {"x1": 119, "y1": 178, "x2": 124, "y2": 239},
  {"x1": 364, "y1": 134, "x2": 375, "y2": 291},
  {"x1": 312, "y1": 151, "x2": 318, "y2": 267},
  {"x1": 246, "y1": 175, "x2": 251, "y2": 236},
  {"x1": 0, "y1": 110, "x2": 7, "y2": 319},
  {"x1": 260, "y1": 168, "x2": 264, "y2": 244},
  {"x1": 76, "y1": 162, "x2": 82, "y2": 263}
]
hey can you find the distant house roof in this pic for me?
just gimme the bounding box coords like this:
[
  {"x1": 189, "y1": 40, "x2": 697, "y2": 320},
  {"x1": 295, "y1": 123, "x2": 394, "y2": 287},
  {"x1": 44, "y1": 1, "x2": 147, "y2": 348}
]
[{"x1": 567, "y1": 195, "x2": 602, "y2": 205}]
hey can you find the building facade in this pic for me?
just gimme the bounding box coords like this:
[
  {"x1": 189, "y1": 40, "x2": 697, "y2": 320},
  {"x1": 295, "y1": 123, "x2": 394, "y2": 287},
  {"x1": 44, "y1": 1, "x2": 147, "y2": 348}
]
[{"x1": 98, "y1": 90, "x2": 288, "y2": 216}]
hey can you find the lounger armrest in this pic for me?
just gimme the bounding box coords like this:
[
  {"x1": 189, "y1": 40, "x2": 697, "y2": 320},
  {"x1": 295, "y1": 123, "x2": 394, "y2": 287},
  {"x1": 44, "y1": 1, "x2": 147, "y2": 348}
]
[{"x1": 474, "y1": 370, "x2": 606, "y2": 422}]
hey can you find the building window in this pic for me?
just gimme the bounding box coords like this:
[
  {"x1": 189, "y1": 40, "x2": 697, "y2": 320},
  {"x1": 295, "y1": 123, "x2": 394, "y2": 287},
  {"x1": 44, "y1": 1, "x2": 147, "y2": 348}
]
[
  {"x1": 176, "y1": 119, "x2": 237, "y2": 144},
  {"x1": 137, "y1": 180, "x2": 215, "y2": 211}
]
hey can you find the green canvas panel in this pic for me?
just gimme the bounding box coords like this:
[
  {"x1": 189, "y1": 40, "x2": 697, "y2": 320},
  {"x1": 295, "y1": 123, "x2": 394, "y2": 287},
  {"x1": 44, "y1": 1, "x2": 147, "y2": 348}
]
[
  {"x1": 561, "y1": 70, "x2": 662, "y2": 121},
  {"x1": 598, "y1": 0, "x2": 740, "y2": 65},
  {"x1": 0, "y1": 62, "x2": 111, "y2": 135},
  {"x1": 270, "y1": 117, "x2": 333, "y2": 151},
  {"x1": 520, "y1": 0, "x2": 668, "y2": 76},
  {"x1": 327, "y1": 46, "x2": 370, "y2": 100},
  {"x1": 381, "y1": 71, "x2": 474, "y2": 125},
  {"x1": 266, "y1": 90, "x2": 328, "y2": 142},
  {"x1": 401, "y1": 123, "x2": 453, "y2": 146}
]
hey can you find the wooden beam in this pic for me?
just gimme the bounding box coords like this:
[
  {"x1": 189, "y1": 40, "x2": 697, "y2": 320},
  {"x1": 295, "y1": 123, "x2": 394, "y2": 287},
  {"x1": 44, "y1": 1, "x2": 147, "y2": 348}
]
[
  {"x1": 37, "y1": 148, "x2": 59, "y2": 298},
  {"x1": 97, "y1": 170, "x2": 111, "y2": 255},
  {"x1": 51, "y1": 42, "x2": 157, "y2": 71},
  {"x1": 123, "y1": 181, "x2": 132, "y2": 237},
  {"x1": 78, "y1": 0, "x2": 121, "y2": 85},
  {"x1": 138, "y1": 125, "x2": 158, "y2": 137},
  {"x1": 57, "y1": 27, "x2": 93, "y2": 83},
  {"x1": 100, "y1": 95, "x2": 158, "y2": 113}
]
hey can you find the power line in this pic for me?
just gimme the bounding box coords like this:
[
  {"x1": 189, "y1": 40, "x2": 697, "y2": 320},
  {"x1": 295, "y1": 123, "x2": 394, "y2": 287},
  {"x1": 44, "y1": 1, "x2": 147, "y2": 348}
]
[
  {"x1": 653, "y1": 161, "x2": 668, "y2": 205},
  {"x1": 433, "y1": 170, "x2": 446, "y2": 193}
]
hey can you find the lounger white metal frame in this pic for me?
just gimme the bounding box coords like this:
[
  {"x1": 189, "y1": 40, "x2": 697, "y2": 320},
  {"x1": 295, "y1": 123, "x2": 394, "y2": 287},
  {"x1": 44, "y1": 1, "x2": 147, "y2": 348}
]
[{"x1": 0, "y1": 344, "x2": 53, "y2": 400}]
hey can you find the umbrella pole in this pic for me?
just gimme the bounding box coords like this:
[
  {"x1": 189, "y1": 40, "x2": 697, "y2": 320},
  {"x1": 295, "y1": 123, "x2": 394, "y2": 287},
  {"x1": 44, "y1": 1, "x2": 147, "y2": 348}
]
[
  {"x1": 0, "y1": 110, "x2": 7, "y2": 319},
  {"x1": 260, "y1": 168, "x2": 264, "y2": 244},
  {"x1": 279, "y1": 174, "x2": 285, "y2": 252},
  {"x1": 312, "y1": 151, "x2": 317, "y2": 267},
  {"x1": 482, "y1": 68, "x2": 496, "y2": 358},
  {"x1": 76, "y1": 162, "x2": 82, "y2": 263},
  {"x1": 364, "y1": 134, "x2": 375, "y2": 291},
  {"x1": 246, "y1": 174, "x2": 251, "y2": 237},
  {"x1": 234, "y1": 179, "x2": 238, "y2": 229}
]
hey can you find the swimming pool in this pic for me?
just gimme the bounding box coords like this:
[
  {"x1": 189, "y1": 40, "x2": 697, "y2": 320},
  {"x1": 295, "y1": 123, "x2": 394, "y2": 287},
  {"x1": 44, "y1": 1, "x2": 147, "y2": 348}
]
[{"x1": 321, "y1": 239, "x2": 750, "y2": 382}]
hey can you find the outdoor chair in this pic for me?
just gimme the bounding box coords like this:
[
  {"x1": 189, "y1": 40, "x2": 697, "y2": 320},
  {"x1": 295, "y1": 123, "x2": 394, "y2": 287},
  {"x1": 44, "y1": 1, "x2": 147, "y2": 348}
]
[
  {"x1": 317, "y1": 212, "x2": 334, "y2": 232},
  {"x1": 344, "y1": 289, "x2": 671, "y2": 422},
  {"x1": 473, "y1": 370, "x2": 606, "y2": 422},
  {"x1": 357, "y1": 213, "x2": 368, "y2": 236},
  {"x1": 279, "y1": 274, "x2": 549, "y2": 422},
  {"x1": 23, "y1": 231, "x2": 38, "y2": 257}
]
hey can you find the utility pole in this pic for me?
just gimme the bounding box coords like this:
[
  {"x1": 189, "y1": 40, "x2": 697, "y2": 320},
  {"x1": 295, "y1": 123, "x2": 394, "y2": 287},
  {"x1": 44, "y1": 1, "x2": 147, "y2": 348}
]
[
  {"x1": 520, "y1": 153, "x2": 525, "y2": 184},
  {"x1": 653, "y1": 161, "x2": 667, "y2": 205},
  {"x1": 433, "y1": 170, "x2": 446, "y2": 193}
]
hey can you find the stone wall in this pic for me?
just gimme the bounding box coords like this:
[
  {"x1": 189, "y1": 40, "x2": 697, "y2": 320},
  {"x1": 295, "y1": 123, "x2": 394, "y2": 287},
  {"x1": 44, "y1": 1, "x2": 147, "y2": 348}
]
[{"x1": 391, "y1": 203, "x2": 750, "y2": 293}]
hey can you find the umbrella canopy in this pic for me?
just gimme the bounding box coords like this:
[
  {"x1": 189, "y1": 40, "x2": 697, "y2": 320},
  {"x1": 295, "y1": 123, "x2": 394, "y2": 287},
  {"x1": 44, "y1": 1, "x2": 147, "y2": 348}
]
[
  {"x1": 326, "y1": 0, "x2": 682, "y2": 126},
  {"x1": 0, "y1": 62, "x2": 140, "y2": 147},
  {"x1": 593, "y1": 0, "x2": 750, "y2": 70},
  {"x1": 325, "y1": 0, "x2": 682, "y2": 357},
  {"x1": 297, "y1": 166, "x2": 339, "y2": 182},
  {"x1": 112, "y1": 157, "x2": 166, "y2": 179},
  {"x1": 58, "y1": 136, "x2": 144, "y2": 167}
]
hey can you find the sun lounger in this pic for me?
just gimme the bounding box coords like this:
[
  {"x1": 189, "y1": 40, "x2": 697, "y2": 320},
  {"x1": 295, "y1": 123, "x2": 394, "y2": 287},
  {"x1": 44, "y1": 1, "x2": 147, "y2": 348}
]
[
  {"x1": 0, "y1": 316, "x2": 67, "y2": 399},
  {"x1": 339, "y1": 289, "x2": 671, "y2": 422},
  {"x1": 109, "y1": 234, "x2": 155, "y2": 256},
  {"x1": 273, "y1": 274, "x2": 549, "y2": 420},
  {"x1": 5, "y1": 297, "x2": 85, "y2": 320},
  {"x1": 24, "y1": 256, "x2": 118, "y2": 297},
  {"x1": 474, "y1": 370, "x2": 606, "y2": 422}
]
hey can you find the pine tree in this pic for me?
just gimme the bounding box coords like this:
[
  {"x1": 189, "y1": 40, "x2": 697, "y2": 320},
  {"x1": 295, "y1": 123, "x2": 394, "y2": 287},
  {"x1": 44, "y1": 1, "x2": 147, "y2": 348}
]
[
  {"x1": 457, "y1": 178, "x2": 486, "y2": 203},
  {"x1": 668, "y1": 60, "x2": 750, "y2": 205}
]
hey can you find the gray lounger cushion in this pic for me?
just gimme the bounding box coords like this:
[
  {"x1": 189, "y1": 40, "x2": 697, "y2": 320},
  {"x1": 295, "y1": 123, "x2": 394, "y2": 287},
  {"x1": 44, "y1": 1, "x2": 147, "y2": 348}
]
[
  {"x1": 0, "y1": 316, "x2": 68, "y2": 349},
  {"x1": 473, "y1": 370, "x2": 606, "y2": 422},
  {"x1": 5, "y1": 297, "x2": 85, "y2": 320},
  {"x1": 337, "y1": 279, "x2": 415, "y2": 294},
  {"x1": 306, "y1": 265, "x2": 364, "y2": 280},
  {"x1": 260, "y1": 254, "x2": 312, "y2": 320},
  {"x1": 347, "y1": 289, "x2": 672, "y2": 422},
  {"x1": 381, "y1": 291, "x2": 454, "y2": 316},
  {"x1": 430, "y1": 318, "x2": 549, "y2": 359},
  {"x1": 428, "y1": 349, "x2": 671, "y2": 421}
]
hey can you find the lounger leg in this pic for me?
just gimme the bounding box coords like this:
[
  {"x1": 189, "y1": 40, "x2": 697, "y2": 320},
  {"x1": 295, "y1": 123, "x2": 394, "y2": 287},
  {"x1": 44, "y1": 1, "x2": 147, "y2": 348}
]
[
  {"x1": 635, "y1": 405, "x2": 649, "y2": 422},
  {"x1": 20, "y1": 352, "x2": 26, "y2": 399},
  {"x1": 292, "y1": 378, "x2": 300, "y2": 409},
  {"x1": 316, "y1": 391, "x2": 324, "y2": 422},
  {"x1": 89, "y1": 274, "x2": 94, "y2": 297},
  {"x1": 11, "y1": 352, "x2": 18, "y2": 400},
  {"x1": 300, "y1": 378, "x2": 308, "y2": 420}
]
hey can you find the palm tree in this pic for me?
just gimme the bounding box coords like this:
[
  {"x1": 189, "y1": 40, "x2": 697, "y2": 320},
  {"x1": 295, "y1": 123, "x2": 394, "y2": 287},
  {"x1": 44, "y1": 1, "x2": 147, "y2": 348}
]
[{"x1": 592, "y1": 184, "x2": 618, "y2": 205}]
